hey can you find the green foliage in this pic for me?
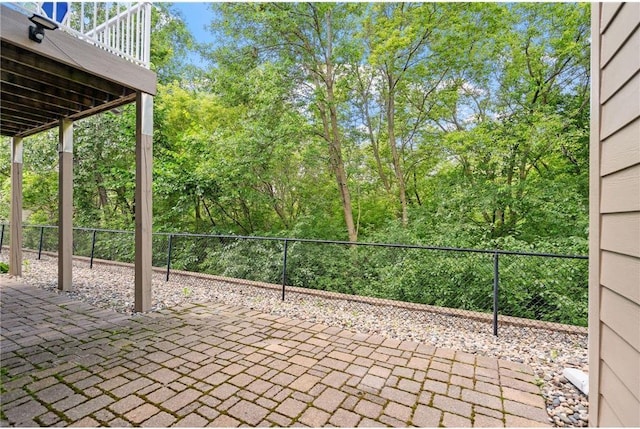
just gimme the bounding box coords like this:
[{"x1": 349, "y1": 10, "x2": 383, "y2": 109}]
[
  {"x1": 499, "y1": 254, "x2": 587, "y2": 326},
  {"x1": 160, "y1": 233, "x2": 586, "y2": 326},
  {"x1": 94, "y1": 232, "x2": 135, "y2": 264},
  {"x1": 149, "y1": 3, "x2": 199, "y2": 83},
  {"x1": 3, "y1": 3, "x2": 590, "y2": 249},
  {"x1": 1, "y1": 365, "x2": 12, "y2": 397},
  {"x1": 2, "y1": 3, "x2": 591, "y2": 325},
  {"x1": 0, "y1": 262, "x2": 8, "y2": 274}
]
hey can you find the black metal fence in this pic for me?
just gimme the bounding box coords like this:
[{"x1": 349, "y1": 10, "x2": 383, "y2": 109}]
[{"x1": 0, "y1": 224, "x2": 588, "y2": 333}]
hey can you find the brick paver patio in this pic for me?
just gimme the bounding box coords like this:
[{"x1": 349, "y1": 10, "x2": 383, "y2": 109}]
[{"x1": 0, "y1": 278, "x2": 551, "y2": 427}]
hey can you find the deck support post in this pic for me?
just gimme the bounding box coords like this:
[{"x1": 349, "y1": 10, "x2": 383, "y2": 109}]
[
  {"x1": 135, "y1": 92, "x2": 153, "y2": 312},
  {"x1": 9, "y1": 136, "x2": 23, "y2": 277},
  {"x1": 58, "y1": 119, "x2": 73, "y2": 291}
]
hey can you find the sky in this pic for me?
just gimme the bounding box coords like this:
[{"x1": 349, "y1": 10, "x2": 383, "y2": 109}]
[{"x1": 168, "y1": 2, "x2": 217, "y2": 67}]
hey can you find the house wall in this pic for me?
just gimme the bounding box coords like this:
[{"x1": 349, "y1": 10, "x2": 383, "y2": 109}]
[{"x1": 589, "y1": 2, "x2": 640, "y2": 427}]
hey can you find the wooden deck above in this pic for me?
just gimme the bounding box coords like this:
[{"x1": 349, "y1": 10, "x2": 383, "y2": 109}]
[{"x1": 0, "y1": 4, "x2": 156, "y2": 138}]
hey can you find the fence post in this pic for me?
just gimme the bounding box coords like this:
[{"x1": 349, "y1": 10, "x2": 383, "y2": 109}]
[
  {"x1": 90, "y1": 229, "x2": 97, "y2": 268},
  {"x1": 281, "y1": 239, "x2": 289, "y2": 301},
  {"x1": 37, "y1": 226, "x2": 45, "y2": 260},
  {"x1": 493, "y1": 251, "x2": 499, "y2": 336},
  {"x1": 166, "y1": 234, "x2": 173, "y2": 282},
  {"x1": 0, "y1": 224, "x2": 4, "y2": 254}
]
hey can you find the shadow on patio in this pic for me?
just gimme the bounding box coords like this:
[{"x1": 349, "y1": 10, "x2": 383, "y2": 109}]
[{"x1": 0, "y1": 277, "x2": 550, "y2": 427}]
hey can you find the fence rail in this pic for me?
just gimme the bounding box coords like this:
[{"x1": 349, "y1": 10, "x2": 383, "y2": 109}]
[{"x1": 0, "y1": 224, "x2": 589, "y2": 335}]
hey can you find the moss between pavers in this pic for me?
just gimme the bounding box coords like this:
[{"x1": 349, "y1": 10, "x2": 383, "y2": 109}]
[{"x1": 22, "y1": 383, "x2": 72, "y2": 425}]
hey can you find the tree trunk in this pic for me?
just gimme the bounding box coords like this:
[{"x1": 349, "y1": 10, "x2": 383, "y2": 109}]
[
  {"x1": 355, "y1": 67, "x2": 391, "y2": 194},
  {"x1": 387, "y1": 76, "x2": 408, "y2": 226},
  {"x1": 317, "y1": 9, "x2": 358, "y2": 242},
  {"x1": 194, "y1": 195, "x2": 202, "y2": 227},
  {"x1": 96, "y1": 177, "x2": 108, "y2": 208},
  {"x1": 316, "y1": 77, "x2": 358, "y2": 242}
]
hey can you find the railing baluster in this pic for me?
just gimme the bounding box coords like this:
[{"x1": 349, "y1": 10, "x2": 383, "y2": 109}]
[
  {"x1": 143, "y1": 3, "x2": 151, "y2": 65},
  {"x1": 134, "y1": 9, "x2": 142, "y2": 58},
  {"x1": 0, "y1": 223, "x2": 4, "y2": 254},
  {"x1": 80, "y1": 2, "x2": 85, "y2": 34},
  {"x1": 126, "y1": 5, "x2": 131, "y2": 58},
  {"x1": 116, "y1": 3, "x2": 121, "y2": 53},
  {"x1": 93, "y1": 2, "x2": 98, "y2": 37},
  {"x1": 105, "y1": 3, "x2": 110, "y2": 47}
]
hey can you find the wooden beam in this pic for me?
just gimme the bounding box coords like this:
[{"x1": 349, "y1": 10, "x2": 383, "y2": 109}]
[
  {"x1": 13, "y1": 94, "x2": 137, "y2": 139},
  {"x1": 9, "y1": 136, "x2": 23, "y2": 277},
  {"x1": 1, "y1": 45, "x2": 129, "y2": 98},
  {"x1": 1, "y1": 82, "x2": 90, "y2": 113},
  {"x1": 0, "y1": 123, "x2": 25, "y2": 135},
  {"x1": 58, "y1": 119, "x2": 73, "y2": 291},
  {"x1": 135, "y1": 92, "x2": 153, "y2": 312},
  {"x1": 1, "y1": 91, "x2": 77, "y2": 118},
  {"x1": 1, "y1": 103, "x2": 54, "y2": 122},
  {"x1": 1, "y1": 112, "x2": 42, "y2": 128},
  {"x1": 1, "y1": 71, "x2": 102, "y2": 109}
]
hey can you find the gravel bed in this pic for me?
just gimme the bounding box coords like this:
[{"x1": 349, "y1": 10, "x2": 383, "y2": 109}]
[{"x1": 1, "y1": 252, "x2": 589, "y2": 427}]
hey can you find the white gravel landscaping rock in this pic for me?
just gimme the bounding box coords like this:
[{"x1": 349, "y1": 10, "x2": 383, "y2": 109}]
[{"x1": 1, "y1": 252, "x2": 588, "y2": 427}]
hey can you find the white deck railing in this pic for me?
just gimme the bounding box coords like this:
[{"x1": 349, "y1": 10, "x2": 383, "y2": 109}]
[{"x1": 10, "y1": 2, "x2": 151, "y2": 68}]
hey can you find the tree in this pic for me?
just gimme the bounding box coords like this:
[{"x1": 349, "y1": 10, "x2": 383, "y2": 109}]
[
  {"x1": 149, "y1": 3, "x2": 198, "y2": 84},
  {"x1": 365, "y1": 3, "x2": 441, "y2": 226},
  {"x1": 211, "y1": 3, "x2": 361, "y2": 241},
  {"x1": 1, "y1": 2, "x2": 590, "y2": 256},
  {"x1": 432, "y1": 3, "x2": 590, "y2": 241}
]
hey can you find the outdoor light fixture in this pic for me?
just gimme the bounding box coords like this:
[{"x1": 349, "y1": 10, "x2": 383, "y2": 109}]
[{"x1": 28, "y1": 13, "x2": 59, "y2": 43}]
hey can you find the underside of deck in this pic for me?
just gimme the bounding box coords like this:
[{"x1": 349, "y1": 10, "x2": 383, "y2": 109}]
[
  {"x1": 1, "y1": 4, "x2": 155, "y2": 137},
  {"x1": 1, "y1": 3, "x2": 157, "y2": 312}
]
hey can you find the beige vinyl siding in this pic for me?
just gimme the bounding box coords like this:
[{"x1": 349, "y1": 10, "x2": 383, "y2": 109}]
[
  {"x1": 600, "y1": 3, "x2": 623, "y2": 32},
  {"x1": 600, "y1": 213, "x2": 640, "y2": 257},
  {"x1": 600, "y1": 324, "x2": 640, "y2": 400},
  {"x1": 600, "y1": 2, "x2": 639, "y2": 66},
  {"x1": 600, "y1": 31, "x2": 640, "y2": 102},
  {"x1": 600, "y1": 251, "x2": 640, "y2": 304},
  {"x1": 600, "y1": 362, "x2": 640, "y2": 425},
  {"x1": 600, "y1": 72, "x2": 640, "y2": 139},
  {"x1": 600, "y1": 119, "x2": 640, "y2": 176},
  {"x1": 600, "y1": 287, "x2": 640, "y2": 351},
  {"x1": 600, "y1": 165, "x2": 640, "y2": 213},
  {"x1": 591, "y1": 2, "x2": 640, "y2": 427},
  {"x1": 599, "y1": 397, "x2": 623, "y2": 427}
]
